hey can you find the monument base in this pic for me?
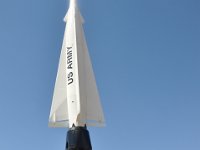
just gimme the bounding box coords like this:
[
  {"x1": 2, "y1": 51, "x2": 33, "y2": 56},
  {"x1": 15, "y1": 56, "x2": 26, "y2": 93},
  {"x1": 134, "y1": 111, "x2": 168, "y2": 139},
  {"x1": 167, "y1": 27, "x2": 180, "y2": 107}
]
[{"x1": 66, "y1": 125, "x2": 92, "y2": 150}]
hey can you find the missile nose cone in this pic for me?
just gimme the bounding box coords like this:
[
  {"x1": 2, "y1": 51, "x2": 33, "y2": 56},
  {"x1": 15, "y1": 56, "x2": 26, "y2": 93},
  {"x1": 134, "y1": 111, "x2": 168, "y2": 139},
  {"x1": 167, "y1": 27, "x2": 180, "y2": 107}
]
[
  {"x1": 69, "y1": 0, "x2": 77, "y2": 8},
  {"x1": 64, "y1": 0, "x2": 77, "y2": 22}
]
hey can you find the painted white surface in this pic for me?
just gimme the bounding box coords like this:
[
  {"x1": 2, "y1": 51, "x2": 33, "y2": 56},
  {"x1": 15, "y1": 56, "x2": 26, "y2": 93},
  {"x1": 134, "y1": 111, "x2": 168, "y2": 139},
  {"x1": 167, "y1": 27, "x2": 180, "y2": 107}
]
[{"x1": 49, "y1": 0, "x2": 105, "y2": 128}]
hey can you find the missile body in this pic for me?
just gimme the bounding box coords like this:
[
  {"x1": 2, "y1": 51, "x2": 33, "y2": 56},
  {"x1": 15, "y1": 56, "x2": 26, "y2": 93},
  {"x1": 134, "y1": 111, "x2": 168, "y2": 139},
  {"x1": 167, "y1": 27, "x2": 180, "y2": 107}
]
[{"x1": 49, "y1": 0, "x2": 105, "y2": 149}]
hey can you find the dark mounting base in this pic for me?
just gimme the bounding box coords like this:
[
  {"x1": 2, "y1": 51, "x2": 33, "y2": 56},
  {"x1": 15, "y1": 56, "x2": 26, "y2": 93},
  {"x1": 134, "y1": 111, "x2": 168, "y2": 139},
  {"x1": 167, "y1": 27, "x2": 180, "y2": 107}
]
[{"x1": 66, "y1": 125, "x2": 92, "y2": 150}]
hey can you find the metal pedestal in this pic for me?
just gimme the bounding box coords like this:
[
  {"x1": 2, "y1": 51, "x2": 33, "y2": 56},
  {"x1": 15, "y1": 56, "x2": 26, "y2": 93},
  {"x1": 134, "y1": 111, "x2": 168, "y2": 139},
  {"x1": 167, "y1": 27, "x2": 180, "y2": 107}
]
[{"x1": 66, "y1": 126, "x2": 92, "y2": 150}]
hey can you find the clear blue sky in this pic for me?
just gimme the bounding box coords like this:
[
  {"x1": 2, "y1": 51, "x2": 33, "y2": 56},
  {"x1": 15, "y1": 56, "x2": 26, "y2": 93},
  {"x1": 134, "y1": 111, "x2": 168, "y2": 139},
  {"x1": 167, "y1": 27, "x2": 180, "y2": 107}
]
[{"x1": 0, "y1": 0, "x2": 200, "y2": 149}]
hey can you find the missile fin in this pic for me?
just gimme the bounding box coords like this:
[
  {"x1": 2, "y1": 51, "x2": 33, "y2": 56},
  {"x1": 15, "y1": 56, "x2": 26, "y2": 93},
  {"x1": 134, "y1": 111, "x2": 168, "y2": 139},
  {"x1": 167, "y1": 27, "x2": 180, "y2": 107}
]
[
  {"x1": 74, "y1": 15, "x2": 105, "y2": 127},
  {"x1": 49, "y1": 30, "x2": 69, "y2": 128}
]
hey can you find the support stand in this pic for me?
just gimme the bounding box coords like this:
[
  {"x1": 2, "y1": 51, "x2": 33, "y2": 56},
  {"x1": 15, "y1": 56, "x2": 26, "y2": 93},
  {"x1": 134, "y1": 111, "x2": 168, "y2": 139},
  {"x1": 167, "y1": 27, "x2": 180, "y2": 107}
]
[{"x1": 66, "y1": 125, "x2": 92, "y2": 150}]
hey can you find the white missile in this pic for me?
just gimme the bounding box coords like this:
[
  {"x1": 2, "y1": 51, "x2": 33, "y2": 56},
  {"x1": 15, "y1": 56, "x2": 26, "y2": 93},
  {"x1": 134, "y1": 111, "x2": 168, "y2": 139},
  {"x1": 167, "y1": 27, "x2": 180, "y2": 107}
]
[{"x1": 49, "y1": 0, "x2": 105, "y2": 128}]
